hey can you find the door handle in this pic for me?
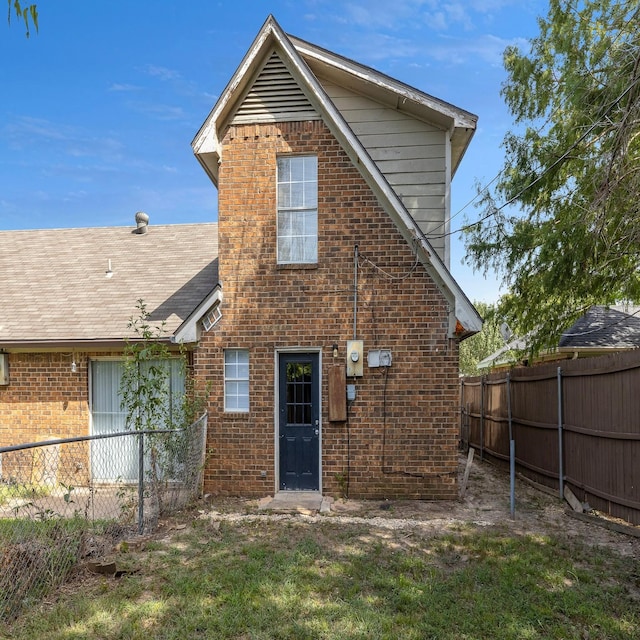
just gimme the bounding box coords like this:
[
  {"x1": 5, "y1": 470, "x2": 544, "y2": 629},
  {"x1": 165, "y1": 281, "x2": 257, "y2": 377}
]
[{"x1": 314, "y1": 429, "x2": 319, "y2": 436}]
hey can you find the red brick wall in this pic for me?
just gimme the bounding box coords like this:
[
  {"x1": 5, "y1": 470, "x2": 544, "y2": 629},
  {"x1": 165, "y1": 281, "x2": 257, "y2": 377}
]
[
  {"x1": 0, "y1": 352, "x2": 90, "y2": 448},
  {"x1": 0, "y1": 352, "x2": 92, "y2": 485},
  {"x1": 196, "y1": 120, "x2": 461, "y2": 500}
]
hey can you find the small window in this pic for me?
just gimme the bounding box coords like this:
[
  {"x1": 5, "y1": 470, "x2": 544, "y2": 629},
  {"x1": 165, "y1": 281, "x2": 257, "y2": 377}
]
[
  {"x1": 202, "y1": 302, "x2": 222, "y2": 331},
  {"x1": 277, "y1": 155, "x2": 318, "y2": 264},
  {"x1": 224, "y1": 349, "x2": 249, "y2": 412}
]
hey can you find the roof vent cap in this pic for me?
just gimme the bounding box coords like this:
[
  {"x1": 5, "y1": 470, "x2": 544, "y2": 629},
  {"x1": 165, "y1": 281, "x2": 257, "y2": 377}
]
[{"x1": 134, "y1": 211, "x2": 149, "y2": 234}]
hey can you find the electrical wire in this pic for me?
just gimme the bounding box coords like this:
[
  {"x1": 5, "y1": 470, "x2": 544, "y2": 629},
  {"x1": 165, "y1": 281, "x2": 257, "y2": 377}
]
[{"x1": 357, "y1": 241, "x2": 420, "y2": 281}]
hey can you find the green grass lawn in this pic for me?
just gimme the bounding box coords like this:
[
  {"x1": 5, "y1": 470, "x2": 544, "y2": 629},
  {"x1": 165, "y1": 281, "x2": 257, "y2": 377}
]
[{"x1": 2, "y1": 516, "x2": 638, "y2": 639}]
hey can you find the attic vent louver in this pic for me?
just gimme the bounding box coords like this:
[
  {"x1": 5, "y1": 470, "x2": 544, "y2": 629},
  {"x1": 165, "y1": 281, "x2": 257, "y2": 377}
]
[
  {"x1": 202, "y1": 301, "x2": 221, "y2": 331},
  {"x1": 233, "y1": 52, "x2": 320, "y2": 124}
]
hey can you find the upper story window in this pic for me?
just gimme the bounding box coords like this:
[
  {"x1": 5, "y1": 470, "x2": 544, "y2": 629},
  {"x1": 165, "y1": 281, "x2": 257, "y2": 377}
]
[{"x1": 277, "y1": 155, "x2": 318, "y2": 264}]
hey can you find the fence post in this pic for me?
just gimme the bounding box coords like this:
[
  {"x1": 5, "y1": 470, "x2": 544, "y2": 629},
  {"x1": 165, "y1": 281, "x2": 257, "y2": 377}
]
[
  {"x1": 460, "y1": 378, "x2": 465, "y2": 450},
  {"x1": 480, "y1": 376, "x2": 485, "y2": 460},
  {"x1": 557, "y1": 366, "x2": 564, "y2": 499},
  {"x1": 138, "y1": 432, "x2": 145, "y2": 535},
  {"x1": 507, "y1": 372, "x2": 515, "y2": 519}
]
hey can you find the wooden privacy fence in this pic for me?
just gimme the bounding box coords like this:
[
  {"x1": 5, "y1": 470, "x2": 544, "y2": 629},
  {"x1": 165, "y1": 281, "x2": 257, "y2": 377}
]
[{"x1": 460, "y1": 349, "x2": 640, "y2": 526}]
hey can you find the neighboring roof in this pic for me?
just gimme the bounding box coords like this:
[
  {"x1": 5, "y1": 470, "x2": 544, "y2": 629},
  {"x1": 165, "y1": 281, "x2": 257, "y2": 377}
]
[
  {"x1": 559, "y1": 306, "x2": 640, "y2": 349},
  {"x1": 0, "y1": 221, "x2": 218, "y2": 348},
  {"x1": 192, "y1": 14, "x2": 482, "y2": 338},
  {"x1": 477, "y1": 305, "x2": 640, "y2": 370}
]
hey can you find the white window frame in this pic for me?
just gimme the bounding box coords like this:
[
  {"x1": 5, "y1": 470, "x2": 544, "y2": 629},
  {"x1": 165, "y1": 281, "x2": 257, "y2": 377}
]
[
  {"x1": 224, "y1": 349, "x2": 249, "y2": 413},
  {"x1": 277, "y1": 155, "x2": 318, "y2": 264}
]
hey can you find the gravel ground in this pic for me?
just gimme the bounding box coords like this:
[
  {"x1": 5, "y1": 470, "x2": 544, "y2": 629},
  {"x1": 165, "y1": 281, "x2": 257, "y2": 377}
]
[{"x1": 198, "y1": 453, "x2": 640, "y2": 559}]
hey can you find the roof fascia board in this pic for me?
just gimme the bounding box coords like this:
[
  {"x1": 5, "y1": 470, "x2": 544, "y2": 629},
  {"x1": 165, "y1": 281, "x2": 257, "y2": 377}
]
[
  {"x1": 289, "y1": 35, "x2": 477, "y2": 131},
  {"x1": 557, "y1": 346, "x2": 635, "y2": 354},
  {"x1": 0, "y1": 339, "x2": 180, "y2": 353}
]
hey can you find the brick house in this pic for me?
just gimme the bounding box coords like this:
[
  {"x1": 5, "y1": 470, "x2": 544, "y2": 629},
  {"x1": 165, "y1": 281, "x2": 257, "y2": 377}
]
[
  {"x1": 189, "y1": 16, "x2": 482, "y2": 499},
  {"x1": 0, "y1": 220, "x2": 218, "y2": 483},
  {"x1": 0, "y1": 15, "x2": 481, "y2": 500}
]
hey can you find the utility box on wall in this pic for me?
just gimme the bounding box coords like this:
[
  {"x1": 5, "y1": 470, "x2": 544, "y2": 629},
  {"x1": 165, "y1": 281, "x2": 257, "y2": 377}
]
[
  {"x1": 346, "y1": 340, "x2": 364, "y2": 377},
  {"x1": 0, "y1": 353, "x2": 9, "y2": 385},
  {"x1": 368, "y1": 349, "x2": 392, "y2": 368}
]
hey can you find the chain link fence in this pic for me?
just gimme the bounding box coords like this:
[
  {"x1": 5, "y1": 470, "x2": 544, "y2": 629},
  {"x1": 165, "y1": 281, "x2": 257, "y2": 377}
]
[{"x1": 0, "y1": 414, "x2": 207, "y2": 621}]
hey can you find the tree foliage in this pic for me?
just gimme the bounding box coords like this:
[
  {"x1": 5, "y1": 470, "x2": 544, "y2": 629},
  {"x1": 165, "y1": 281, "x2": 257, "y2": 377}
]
[
  {"x1": 7, "y1": 0, "x2": 38, "y2": 37},
  {"x1": 459, "y1": 302, "x2": 505, "y2": 376},
  {"x1": 119, "y1": 300, "x2": 210, "y2": 519},
  {"x1": 120, "y1": 300, "x2": 177, "y2": 435},
  {"x1": 464, "y1": 0, "x2": 640, "y2": 355}
]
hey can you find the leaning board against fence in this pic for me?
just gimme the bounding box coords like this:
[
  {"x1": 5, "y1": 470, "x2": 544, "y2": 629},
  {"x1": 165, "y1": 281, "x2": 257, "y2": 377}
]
[
  {"x1": 460, "y1": 350, "x2": 640, "y2": 526},
  {"x1": 0, "y1": 414, "x2": 207, "y2": 621}
]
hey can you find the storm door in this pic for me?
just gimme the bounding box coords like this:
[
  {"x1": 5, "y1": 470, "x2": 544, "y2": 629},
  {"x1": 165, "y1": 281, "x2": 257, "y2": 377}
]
[{"x1": 278, "y1": 353, "x2": 320, "y2": 491}]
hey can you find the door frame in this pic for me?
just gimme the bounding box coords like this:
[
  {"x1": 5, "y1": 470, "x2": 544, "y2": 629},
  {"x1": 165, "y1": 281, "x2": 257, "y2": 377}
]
[{"x1": 274, "y1": 348, "x2": 322, "y2": 493}]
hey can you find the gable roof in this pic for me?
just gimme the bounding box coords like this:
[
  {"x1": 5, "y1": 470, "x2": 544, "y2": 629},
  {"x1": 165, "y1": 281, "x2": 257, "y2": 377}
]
[
  {"x1": 0, "y1": 221, "x2": 218, "y2": 348},
  {"x1": 477, "y1": 305, "x2": 640, "y2": 370},
  {"x1": 559, "y1": 306, "x2": 640, "y2": 349},
  {"x1": 192, "y1": 14, "x2": 482, "y2": 338}
]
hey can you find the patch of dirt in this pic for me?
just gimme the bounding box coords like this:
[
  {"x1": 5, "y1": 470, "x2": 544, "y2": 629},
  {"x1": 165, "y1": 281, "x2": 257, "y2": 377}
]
[{"x1": 199, "y1": 453, "x2": 640, "y2": 559}]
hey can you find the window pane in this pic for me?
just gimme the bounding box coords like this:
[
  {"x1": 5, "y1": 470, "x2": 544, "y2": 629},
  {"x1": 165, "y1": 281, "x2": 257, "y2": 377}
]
[
  {"x1": 224, "y1": 349, "x2": 249, "y2": 412},
  {"x1": 278, "y1": 235, "x2": 291, "y2": 263},
  {"x1": 290, "y1": 159, "x2": 304, "y2": 182},
  {"x1": 290, "y1": 236, "x2": 304, "y2": 262},
  {"x1": 289, "y1": 213, "x2": 304, "y2": 235},
  {"x1": 290, "y1": 183, "x2": 304, "y2": 208},
  {"x1": 301, "y1": 210, "x2": 317, "y2": 235},
  {"x1": 304, "y1": 156, "x2": 317, "y2": 179},
  {"x1": 277, "y1": 210, "x2": 291, "y2": 235},
  {"x1": 303, "y1": 237, "x2": 318, "y2": 262},
  {"x1": 277, "y1": 156, "x2": 318, "y2": 264},
  {"x1": 304, "y1": 181, "x2": 317, "y2": 207},
  {"x1": 277, "y1": 157, "x2": 290, "y2": 180}
]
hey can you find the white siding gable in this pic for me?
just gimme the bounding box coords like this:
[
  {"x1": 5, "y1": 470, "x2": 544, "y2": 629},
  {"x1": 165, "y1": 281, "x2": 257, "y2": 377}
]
[{"x1": 321, "y1": 81, "x2": 449, "y2": 264}]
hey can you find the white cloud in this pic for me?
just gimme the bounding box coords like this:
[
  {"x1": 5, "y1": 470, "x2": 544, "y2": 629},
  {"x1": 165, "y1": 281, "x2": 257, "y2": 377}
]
[
  {"x1": 141, "y1": 64, "x2": 182, "y2": 81},
  {"x1": 429, "y1": 33, "x2": 528, "y2": 66},
  {"x1": 5, "y1": 116, "x2": 68, "y2": 144}
]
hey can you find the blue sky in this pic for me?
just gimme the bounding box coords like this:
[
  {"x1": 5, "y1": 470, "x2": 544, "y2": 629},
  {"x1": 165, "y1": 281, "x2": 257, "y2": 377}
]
[{"x1": 1, "y1": 0, "x2": 547, "y2": 302}]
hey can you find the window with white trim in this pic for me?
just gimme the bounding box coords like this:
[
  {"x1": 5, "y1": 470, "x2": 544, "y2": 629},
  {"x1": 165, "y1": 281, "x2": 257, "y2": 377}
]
[
  {"x1": 277, "y1": 155, "x2": 318, "y2": 264},
  {"x1": 224, "y1": 349, "x2": 249, "y2": 412}
]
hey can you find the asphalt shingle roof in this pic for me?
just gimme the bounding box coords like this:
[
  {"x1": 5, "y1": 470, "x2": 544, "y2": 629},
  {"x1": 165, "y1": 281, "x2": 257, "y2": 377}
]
[
  {"x1": 559, "y1": 306, "x2": 640, "y2": 349},
  {"x1": 0, "y1": 222, "x2": 218, "y2": 345}
]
